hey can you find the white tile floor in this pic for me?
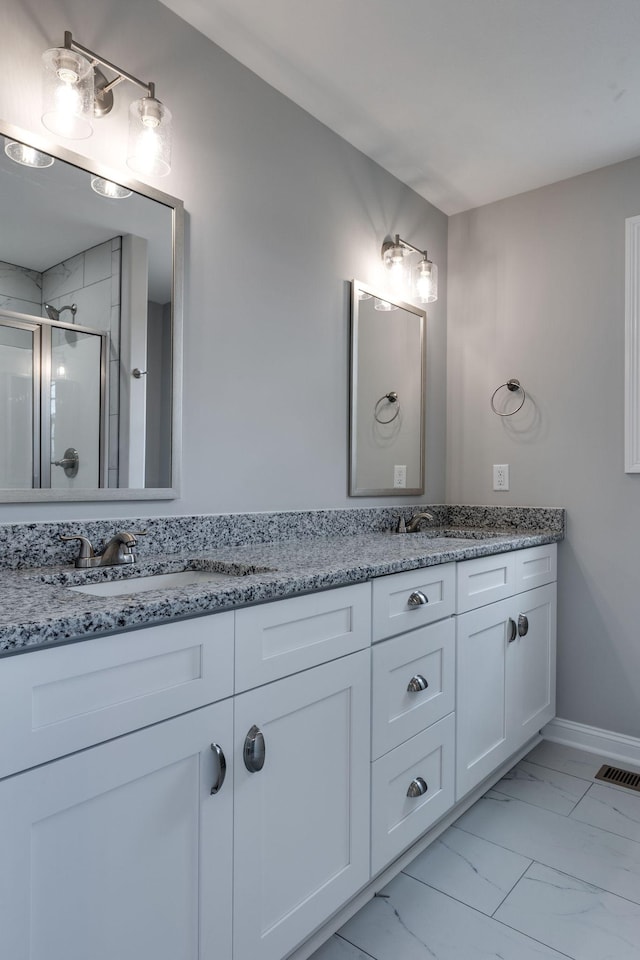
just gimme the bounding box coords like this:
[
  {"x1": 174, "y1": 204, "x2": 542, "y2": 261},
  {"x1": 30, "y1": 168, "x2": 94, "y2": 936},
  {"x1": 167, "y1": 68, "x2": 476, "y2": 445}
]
[{"x1": 310, "y1": 742, "x2": 640, "y2": 960}]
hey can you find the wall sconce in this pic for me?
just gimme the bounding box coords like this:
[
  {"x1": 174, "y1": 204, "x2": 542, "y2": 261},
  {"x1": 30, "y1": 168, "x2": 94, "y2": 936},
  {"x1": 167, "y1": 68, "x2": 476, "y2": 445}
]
[
  {"x1": 381, "y1": 234, "x2": 438, "y2": 303},
  {"x1": 41, "y1": 31, "x2": 172, "y2": 176}
]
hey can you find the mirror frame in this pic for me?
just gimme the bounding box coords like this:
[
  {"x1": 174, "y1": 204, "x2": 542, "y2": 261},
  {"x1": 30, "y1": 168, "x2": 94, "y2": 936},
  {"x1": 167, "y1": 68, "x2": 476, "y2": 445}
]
[
  {"x1": 0, "y1": 118, "x2": 183, "y2": 502},
  {"x1": 349, "y1": 279, "x2": 425, "y2": 497}
]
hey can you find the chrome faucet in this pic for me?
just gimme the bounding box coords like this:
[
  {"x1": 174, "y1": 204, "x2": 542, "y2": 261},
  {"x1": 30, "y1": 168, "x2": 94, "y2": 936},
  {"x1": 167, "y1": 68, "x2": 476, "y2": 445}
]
[
  {"x1": 60, "y1": 530, "x2": 146, "y2": 568},
  {"x1": 404, "y1": 511, "x2": 435, "y2": 533}
]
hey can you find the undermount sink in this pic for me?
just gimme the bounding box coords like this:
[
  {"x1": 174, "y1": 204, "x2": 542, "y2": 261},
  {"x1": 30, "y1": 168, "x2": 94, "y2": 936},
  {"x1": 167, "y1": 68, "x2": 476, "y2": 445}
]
[{"x1": 68, "y1": 563, "x2": 272, "y2": 597}]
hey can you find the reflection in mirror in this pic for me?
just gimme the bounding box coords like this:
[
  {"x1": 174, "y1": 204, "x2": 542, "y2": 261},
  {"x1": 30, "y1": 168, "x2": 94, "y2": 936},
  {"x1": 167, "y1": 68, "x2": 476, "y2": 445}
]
[
  {"x1": 350, "y1": 280, "x2": 425, "y2": 496},
  {"x1": 0, "y1": 121, "x2": 183, "y2": 501}
]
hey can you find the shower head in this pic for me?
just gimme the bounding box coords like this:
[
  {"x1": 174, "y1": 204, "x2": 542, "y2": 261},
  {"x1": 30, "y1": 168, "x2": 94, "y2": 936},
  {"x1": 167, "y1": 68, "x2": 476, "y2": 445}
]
[{"x1": 45, "y1": 303, "x2": 77, "y2": 322}]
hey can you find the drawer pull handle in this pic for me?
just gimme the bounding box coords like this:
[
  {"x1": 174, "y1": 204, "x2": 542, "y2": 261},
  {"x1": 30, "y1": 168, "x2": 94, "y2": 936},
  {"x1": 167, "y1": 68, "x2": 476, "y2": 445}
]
[
  {"x1": 407, "y1": 590, "x2": 429, "y2": 608},
  {"x1": 210, "y1": 742, "x2": 227, "y2": 794},
  {"x1": 243, "y1": 724, "x2": 266, "y2": 773},
  {"x1": 507, "y1": 618, "x2": 518, "y2": 643},
  {"x1": 407, "y1": 776, "x2": 428, "y2": 798},
  {"x1": 407, "y1": 674, "x2": 429, "y2": 693},
  {"x1": 518, "y1": 614, "x2": 529, "y2": 637}
]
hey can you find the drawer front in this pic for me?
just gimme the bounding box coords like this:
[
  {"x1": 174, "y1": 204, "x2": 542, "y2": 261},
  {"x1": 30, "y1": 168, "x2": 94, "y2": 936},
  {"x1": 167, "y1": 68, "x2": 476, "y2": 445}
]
[
  {"x1": 514, "y1": 543, "x2": 557, "y2": 593},
  {"x1": 371, "y1": 713, "x2": 455, "y2": 876},
  {"x1": 456, "y1": 551, "x2": 517, "y2": 613},
  {"x1": 371, "y1": 618, "x2": 455, "y2": 760},
  {"x1": 0, "y1": 612, "x2": 234, "y2": 780},
  {"x1": 234, "y1": 583, "x2": 371, "y2": 692},
  {"x1": 372, "y1": 564, "x2": 455, "y2": 642}
]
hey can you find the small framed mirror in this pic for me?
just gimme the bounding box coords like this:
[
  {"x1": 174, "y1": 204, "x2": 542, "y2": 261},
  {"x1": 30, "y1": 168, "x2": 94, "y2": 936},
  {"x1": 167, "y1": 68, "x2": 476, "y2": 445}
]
[{"x1": 349, "y1": 280, "x2": 425, "y2": 496}]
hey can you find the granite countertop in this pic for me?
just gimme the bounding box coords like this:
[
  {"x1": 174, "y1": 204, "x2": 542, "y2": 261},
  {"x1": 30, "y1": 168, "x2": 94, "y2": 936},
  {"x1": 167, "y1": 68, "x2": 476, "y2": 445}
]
[{"x1": 0, "y1": 525, "x2": 562, "y2": 656}]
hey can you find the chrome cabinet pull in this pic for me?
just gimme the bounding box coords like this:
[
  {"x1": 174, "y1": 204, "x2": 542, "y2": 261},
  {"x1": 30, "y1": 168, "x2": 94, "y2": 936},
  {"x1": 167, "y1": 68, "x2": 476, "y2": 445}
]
[
  {"x1": 518, "y1": 614, "x2": 529, "y2": 637},
  {"x1": 243, "y1": 724, "x2": 266, "y2": 773},
  {"x1": 210, "y1": 742, "x2": 227, "y2": 794},
  {"x1": 407, "y1": 674, "x2": 429, "y2": 693},
  {"x1": 407, "y1": 776, "x2": 428, "y2": 798},
  {"x1": 507, "y1": 618, "x2": 518, "y2": 643},
  {"x1": 407, "y1": 590, "x2": 429, "y2": 608}
]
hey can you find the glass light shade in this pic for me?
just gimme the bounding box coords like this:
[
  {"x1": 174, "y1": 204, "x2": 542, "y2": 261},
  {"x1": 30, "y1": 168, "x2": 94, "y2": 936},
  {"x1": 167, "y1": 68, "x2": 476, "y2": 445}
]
[
  {"x1": 42, "y1": 46, "x2": 94, "y2": 139},
  {"x1": 413, "y1": 258, "x2": 438, "y2": 303},
  {"x1": 374, "y1": 297, "x2": 398, "y2": 312},
  {"x1": 4, "y1": 139, "x2": 54, "y2": 168},
  {"x1": 90, "y1": 176, "x2": 132, "y2": 199},
  {"x1": 127, "y1": 97, "x2": 172, "y2": 177}
]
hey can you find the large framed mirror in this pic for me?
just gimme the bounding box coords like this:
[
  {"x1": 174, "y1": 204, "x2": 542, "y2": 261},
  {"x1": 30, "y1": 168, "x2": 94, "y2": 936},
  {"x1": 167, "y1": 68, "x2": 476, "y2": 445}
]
[
  {"x1": 0, "y1": 119, "x2": 183, "y2": 502},
  {"x1": 349, "y1": 280, "x2": 425, "y2": 496}
]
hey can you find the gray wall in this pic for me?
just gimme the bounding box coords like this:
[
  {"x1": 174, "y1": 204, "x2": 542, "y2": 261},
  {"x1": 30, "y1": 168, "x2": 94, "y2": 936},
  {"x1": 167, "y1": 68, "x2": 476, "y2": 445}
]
[
  {"x1": 0, "y1": 0, "x2": 447, "y2": 521},
  {"x1": 448, "y1": 156, "x2": 640, "y2": 738}
]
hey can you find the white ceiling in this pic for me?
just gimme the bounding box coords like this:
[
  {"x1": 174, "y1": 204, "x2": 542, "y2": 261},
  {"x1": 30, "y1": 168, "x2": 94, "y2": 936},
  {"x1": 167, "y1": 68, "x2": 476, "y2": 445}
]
[{"x1": 160, "y1": 0, "x2": 640, "y2": 214}]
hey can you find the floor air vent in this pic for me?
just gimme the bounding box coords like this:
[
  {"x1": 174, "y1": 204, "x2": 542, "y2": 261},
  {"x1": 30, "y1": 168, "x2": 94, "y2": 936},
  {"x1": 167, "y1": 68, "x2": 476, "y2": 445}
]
[{"x1": 595, "y1": 764, "x2": 640, "y2": 792}]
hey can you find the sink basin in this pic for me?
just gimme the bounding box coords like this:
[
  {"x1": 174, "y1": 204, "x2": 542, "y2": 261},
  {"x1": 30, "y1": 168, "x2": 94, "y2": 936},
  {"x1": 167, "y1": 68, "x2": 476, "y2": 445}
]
[{"x1": 69, "y1": 567, "x2": 262, "y2": 597}]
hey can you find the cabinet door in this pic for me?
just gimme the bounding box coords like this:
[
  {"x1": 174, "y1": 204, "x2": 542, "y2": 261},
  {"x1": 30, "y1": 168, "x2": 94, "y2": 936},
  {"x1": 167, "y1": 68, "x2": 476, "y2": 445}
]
[
  {"x1": 0, "y1": 701, "x2": 233, "y2": 960},
  {"x1": 456, "y1": 597, "x2": 512, "y2": 799},
  {"x1": 507, "y1": 583, "x2": 556, "y2": 751},
  {"x1": 233, "y1": 649, "x2": 371, "y2": 960},
  {"x1": 456, "y1": 584, "x2": 557, "y2": 800}
]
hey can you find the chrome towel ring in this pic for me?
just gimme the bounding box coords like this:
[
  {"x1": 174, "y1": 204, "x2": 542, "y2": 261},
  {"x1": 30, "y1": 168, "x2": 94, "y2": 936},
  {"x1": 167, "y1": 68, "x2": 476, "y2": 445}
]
[
  {"x1": 374, "y1": 391, "x2": 400, "y2": 424},
  {"x1": 490, "y1": 378, "x2": 526, "y2": 416}
]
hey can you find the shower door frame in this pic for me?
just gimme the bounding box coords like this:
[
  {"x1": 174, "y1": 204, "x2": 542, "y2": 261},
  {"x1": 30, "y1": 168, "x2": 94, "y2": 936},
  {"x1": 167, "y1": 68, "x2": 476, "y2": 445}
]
[{"x1": 0, "y1": 310, "x2": 108, "y2": 490}]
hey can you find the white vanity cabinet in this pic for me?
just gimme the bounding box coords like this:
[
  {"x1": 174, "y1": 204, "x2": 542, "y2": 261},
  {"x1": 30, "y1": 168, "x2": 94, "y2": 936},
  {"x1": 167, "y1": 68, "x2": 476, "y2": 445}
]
[
  {"x1": 0, "y1": 700, "x2": 233, "y2": 960},
  {"x1": 0, "y1": 607, "x2": 236, "y2": 960},
  {"x1": 456, "y1": 545, "x2": 557, "y2": 799},
  {"x1": 0, "y1": 541, "x2": 559, "y2": 960},
  {"x1": 370, "y1": 567, "x2": 456, "y2": 875},
  {"x1": 232, "y1": 584, "x2": 371, "y2": 960}
]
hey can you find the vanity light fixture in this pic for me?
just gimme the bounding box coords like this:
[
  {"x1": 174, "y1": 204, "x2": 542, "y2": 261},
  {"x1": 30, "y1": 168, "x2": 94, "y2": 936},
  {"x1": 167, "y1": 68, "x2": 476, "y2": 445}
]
[
  {"x1": 90, "y1": 176, "x2": 132, "y2": 199},
  {"x1": 42, "y1": 31, "x2": 172, "y2": 176},
  {"x1": 4, "y1": 139, "x2": 54, "y2": 168},
  {"x1": 381, "y1": 234, "x2": 438, "y2": 303}
]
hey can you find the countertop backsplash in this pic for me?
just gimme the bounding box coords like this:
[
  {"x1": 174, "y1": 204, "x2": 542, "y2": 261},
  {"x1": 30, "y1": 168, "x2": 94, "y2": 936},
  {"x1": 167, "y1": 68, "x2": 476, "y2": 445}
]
[{"x1": 0, "y1": 505, "x2": 564, "y2": 571}]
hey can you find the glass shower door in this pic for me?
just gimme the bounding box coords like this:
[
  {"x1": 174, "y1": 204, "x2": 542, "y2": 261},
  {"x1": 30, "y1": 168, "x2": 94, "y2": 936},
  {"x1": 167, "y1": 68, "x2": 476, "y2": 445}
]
[{"x1": 48, "y1": 326, "x2": 105, "y2": 490}]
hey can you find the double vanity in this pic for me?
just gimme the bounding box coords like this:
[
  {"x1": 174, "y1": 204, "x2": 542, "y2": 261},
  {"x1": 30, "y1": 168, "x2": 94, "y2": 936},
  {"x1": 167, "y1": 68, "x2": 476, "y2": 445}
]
[{"x1": 0, "y1": 505, "x2": 562, "y2": 960}]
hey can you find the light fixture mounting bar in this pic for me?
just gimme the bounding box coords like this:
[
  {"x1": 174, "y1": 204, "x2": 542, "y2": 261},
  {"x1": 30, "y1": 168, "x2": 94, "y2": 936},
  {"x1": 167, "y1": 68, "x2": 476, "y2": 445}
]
[
  {"x1": 392, "y1": 234, "x2": 428, "y2": 258},
  {"x1": 64, "y1": 31, "x2": 155, "y2": 99}
]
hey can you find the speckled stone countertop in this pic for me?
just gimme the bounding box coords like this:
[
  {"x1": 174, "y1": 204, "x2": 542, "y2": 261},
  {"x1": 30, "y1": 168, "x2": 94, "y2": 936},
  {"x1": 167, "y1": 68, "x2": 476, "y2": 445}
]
[{"x1": 0, "y1": 505, "x2": 564, "y2": 656}]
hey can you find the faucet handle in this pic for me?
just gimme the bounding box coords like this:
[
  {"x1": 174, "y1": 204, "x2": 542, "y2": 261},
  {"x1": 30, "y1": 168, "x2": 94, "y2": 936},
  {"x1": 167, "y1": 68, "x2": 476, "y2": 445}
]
[
  {"x1": 60, "y1": 533, "x2": 96, "y2": 567},
  {"x1": 60, "y1": 534, "x2": 95, "y2": 559}
]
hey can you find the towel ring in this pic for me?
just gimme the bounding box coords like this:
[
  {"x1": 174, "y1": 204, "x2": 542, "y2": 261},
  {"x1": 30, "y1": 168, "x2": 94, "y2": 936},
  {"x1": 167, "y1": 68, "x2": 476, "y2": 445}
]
[
  {"x1": 490, "y1": 378, "x2": 526, "y2": 416},
  {"x1": 374, "y1": 391, "x2": 400, "y2": 424}
]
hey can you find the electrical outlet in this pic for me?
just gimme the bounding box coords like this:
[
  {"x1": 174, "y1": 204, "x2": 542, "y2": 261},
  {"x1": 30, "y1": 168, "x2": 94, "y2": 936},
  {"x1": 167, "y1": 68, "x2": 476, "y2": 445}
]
[
  {"x1": 393, "y1": 464, "x2": 407, "y2": 488},
  {"x1": 493, "y1": 464, "x2": 509, "y2": 491}
]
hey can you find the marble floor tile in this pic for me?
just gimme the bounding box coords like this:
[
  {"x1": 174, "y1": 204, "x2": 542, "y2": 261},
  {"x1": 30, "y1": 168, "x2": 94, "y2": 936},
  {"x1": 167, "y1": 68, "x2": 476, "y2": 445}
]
[
  {"x1": 309, "y1": 934, "x2": 375, "y2": 960},
  {"x1": 402, "y1": 824, "x2": 531, "y2": 915},
  {"x1": 571, "y1": 781, "x2": 640, "y2": 842},
  {"x1": 524, "y1": 740, "x2": 640, "y2": 790},
  {"x1": 457, "y1": 792, "x2": 640, "y2": 905},
  {"x1": 495, "y1": 862, "x2": 640, "y2": 960},
  {"x1": 492, "y1": 759, "x2": 591, "y2": 814},
  {"x1": 338, "y1": 873, "x2": 567, "y2": 960}
]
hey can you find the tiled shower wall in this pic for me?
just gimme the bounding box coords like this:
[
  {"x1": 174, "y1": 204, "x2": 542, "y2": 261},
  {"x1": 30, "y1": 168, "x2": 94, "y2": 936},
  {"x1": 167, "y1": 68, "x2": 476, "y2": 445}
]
[{"x1": 0, "y1": 239, "x2": 122, "y2": 486}]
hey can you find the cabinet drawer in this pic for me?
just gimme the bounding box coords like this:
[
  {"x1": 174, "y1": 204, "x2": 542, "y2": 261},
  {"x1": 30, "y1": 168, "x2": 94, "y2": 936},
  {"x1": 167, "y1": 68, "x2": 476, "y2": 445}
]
[
  {"x1": 371, "y1": 713, "x2": 455, "y2": 876},
  {"x1": 457, "y1": 544, "x2": 557, "y2": 614},
  {"x1": 456, "y1": 552, "x2": 516, "y2": 614},
  {"x1": 234, "y1": 583, "x2": 371, "y2": 692},
  {"x1": 0, "y1": 612, "x2": 234, "y2": 780},
  {"x1": 371, "y1": 618, "x2": 455, "y2": 760},
  {"x1": 514, "y1": 543, "x2": 557, "y2": 593},
  {"x1": 372, "y1": 564, "x2": 455, "y2": 642}
]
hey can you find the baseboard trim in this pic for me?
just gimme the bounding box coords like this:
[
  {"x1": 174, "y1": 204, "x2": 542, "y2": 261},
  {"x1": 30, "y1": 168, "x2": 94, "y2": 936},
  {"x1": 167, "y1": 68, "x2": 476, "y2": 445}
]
[{"x1": 543, "y1": 717, "x2": 640, "y2": 767}]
